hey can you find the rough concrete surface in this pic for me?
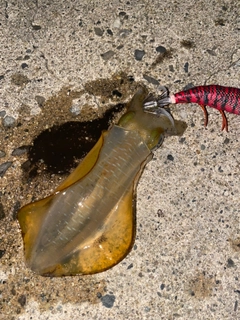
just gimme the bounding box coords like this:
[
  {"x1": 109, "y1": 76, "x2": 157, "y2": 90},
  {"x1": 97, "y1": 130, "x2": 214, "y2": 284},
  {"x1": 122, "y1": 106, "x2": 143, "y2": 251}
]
[{"x1": 0, "y1": 0, "x2": 240, "y2": 319}]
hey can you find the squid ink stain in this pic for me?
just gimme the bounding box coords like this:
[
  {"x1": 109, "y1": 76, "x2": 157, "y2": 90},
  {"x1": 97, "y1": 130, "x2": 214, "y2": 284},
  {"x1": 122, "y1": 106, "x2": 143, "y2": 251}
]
[{"x1": 26, "y1": 103, "x2": 125, "y2": 176}]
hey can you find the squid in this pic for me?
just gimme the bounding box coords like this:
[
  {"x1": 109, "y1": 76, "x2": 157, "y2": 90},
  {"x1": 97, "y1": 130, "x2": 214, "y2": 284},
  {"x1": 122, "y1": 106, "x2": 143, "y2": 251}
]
[{"x1": 18, "y1": 87, "x2": 175, "y2": 276}]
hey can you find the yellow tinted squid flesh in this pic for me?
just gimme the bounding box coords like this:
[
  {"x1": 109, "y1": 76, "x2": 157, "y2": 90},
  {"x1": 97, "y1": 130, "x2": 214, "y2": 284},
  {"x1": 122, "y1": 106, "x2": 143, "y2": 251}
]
[{"x1": 18, "y1": 87, "x2": 174, "y2": 276}]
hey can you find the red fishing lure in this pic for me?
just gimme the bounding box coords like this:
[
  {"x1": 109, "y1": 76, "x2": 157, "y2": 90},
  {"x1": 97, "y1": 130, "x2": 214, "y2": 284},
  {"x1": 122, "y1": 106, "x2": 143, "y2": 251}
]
[{"x1": 144, "y1": 85, "x2": 240, "y2": 131}]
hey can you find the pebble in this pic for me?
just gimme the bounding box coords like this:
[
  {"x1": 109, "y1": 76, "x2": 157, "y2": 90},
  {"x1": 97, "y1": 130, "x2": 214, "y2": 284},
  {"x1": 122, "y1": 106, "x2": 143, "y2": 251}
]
[
  {"x1": 156, "y1": 46, "x2": 167, "y2": 53},
  {"x1": 184, "y1": 62, "x2": 189, "y2": 73},
  {"x1": 11, "y1": 146, "x2": 29, "y2": 156},
  {"x1": 143, "y1": 74, "x2": 159, "y2": 85},
  {"x1": 94, "y1": 27, "x2": 104, "y2": 36},
  {"x1": 0, "y1": 151, "x2": 6, "y2": 158},
  {"x1": 134, "y1": 49, "x2": 145, "y2": 61},
  {"x1": 0, "y1": 161, "x2": 13, "y2": 177},
  {"x1": 2, "y1": 116, "x2": 16, "y2": 128},
  {"x1": 100, "y1": 50, "x2": 115, "y2": 61},
  {"x1": 100, "y1": 294, "x2": 116, "y2": 308},
  {"x1": 183, "y1": 83, "x2": 194, "y2": 90},
  {"x1": 107, "y1": 29, "x2": 113, "y2": 36},
  {"x1": 35, "y1": 95, "x2": 45, "y2": 108},
  {"x1": 0, "y1": 111, "x2": 6, "y2": 118},
  {"x1": 21, "y1": 63, "x2": 28, "y2": 69},
  {"x1": 0, "y1": 250, "x2": 5, "y2": 258},
  {"x1": 167, "y1": 154, "x2": 174, "y2": 161}
]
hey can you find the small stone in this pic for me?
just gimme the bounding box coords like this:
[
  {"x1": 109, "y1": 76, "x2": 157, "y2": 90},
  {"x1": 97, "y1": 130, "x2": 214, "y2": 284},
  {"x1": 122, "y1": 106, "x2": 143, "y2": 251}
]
[
  {"x1": 0, "y1": 75, "x2": 4, "y2": 81},
  {"x1": 0, "y1": 161, "x2": 12, "y2": 177},
  {"x1": 11, "y1": 145, "x2": 29, "y2": 156},
  {"x1": 35, "y1": 95, "x2": 45, "y2": 108},
  {"x1": 101, "y1": 294, "x2": 115, "y2": 308},
  {"x1": 107, "y1": 29, "x2": 113, "y2": 36},
  {"x1": 0, "y1": 150, "x2": 6, "y2": 158},
  {"x1": 156, "y1": 46, "x2": 167, "y2": 53},
  {"x1": 32, "y1": 25, "x2": 41, "y2": 30},
  {"x1": 143, "y1": 74, "x2": 159, "y2": 85},
  {"x1": 112, "y1": 89, "x2": 122, "y2": 98},
  {"x1": 119, "y1": 11, "x2": 127, "y2": 18},
  {"x1": 94, "y1": 27, "x2": 104, "y2": 36},
  {"x1": 21, "y1": 63, "x2": 28, "y2": 69},
  {"x1": 224, "y1": 138, "x2": 230, "y2": 144},
  {"x1": 0, "y1": 250, "x2": 5, "y2": 259},
  {"x1": 3, "y1": 116, "x2": 16, "y2": 128},
  {"x1": 127, "y1": 263, "x2": 133, "y2": 269},
  {"x1": 101, "y1": 50, "x2": 115, "y2": 61},
  {"x1": 17, "y1": 295, "x2": 27, "y2": 307},
  {"x1": 183, "y1": 83, "x2": 194, "y2": 90},
  {"x1": 206, "y1": 49, "x2": 217, "y2": 56},
  {"x1": 134, "y1": 49, "x2": 145, "y2": 61},
  {"x1": 0, "y1": 111, "x2": 6, "y2": 118},
  {"x1": 167, "y1": 154, "x2": 174, "y2": 161},
  {"x1": 227, "y1": 258, "x2": 234, "y2": 268},
  {"x1": 184, "y1": 62, "x2": 189, "y2": 73}
]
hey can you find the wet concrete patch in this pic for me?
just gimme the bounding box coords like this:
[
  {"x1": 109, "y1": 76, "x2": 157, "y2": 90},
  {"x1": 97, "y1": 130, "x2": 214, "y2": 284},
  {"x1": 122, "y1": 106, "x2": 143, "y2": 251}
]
[{"x1": 0, "y1": 72, "x2": 144, "y2": 317}]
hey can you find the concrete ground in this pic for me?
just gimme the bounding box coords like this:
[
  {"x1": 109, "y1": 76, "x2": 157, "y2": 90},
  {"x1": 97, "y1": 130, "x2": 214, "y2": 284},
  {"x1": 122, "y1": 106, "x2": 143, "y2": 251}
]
[{"x1": 0, "y1": 0, "x2": 240, "y2": 319}]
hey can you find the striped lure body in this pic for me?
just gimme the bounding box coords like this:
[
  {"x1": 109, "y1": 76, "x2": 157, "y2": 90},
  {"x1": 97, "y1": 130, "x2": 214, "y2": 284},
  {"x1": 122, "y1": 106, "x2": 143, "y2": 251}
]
[
  {"x1": 18, "y1": 88, "x2": 174, "y2": 276},
  {"x1": 144, "y1": 85, "x2": 240, "y2": 131},
  {"x1": 174, "y1": 85, "x2": 240, "y2": 131}
]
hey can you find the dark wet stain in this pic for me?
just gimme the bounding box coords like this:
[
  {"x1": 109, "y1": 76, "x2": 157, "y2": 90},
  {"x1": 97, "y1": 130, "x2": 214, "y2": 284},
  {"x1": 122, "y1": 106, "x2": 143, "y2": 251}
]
[
  {"x1": 151, "y1": 48, "x2": 173, "y2": 68},
  {"x1": 187, "y1": 273, "x2": 214, "y2": 299},
  {"x1": 26, "y1": 104, "x2": 125, "y2": 175},
  {"x1": 180, "y1": 40, "x2": 195, "y2": 49},
  {"x1": 11, "y1": 73, "x2": 30, "y2": 86},
  {"x1": 84, "y1": 71, "x2": 137, "y2": 101}
]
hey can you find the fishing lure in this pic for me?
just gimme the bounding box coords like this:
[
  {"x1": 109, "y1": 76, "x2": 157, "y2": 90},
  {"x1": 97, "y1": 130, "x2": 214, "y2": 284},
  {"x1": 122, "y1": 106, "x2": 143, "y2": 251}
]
[
  {"x1": 18, "y1": 87, "x2": 174, "y2": 277},
  {"x1": 144, "y1": 85, "x2": 240, "y2": 131}
]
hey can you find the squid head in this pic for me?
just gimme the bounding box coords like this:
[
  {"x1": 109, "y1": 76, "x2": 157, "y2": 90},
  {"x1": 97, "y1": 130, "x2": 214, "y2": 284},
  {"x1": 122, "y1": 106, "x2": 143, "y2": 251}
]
[{"x1": 18, "y1": 87, "x2": 174, "y2": 276}]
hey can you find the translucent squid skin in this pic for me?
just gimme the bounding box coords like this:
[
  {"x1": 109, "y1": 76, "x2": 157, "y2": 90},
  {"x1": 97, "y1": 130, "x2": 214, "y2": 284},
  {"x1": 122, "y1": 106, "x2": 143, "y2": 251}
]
[
  {"x1": 172, "y1": 85, "x2": 240, "y2": 131},
  {"x1": 18, "y1": 88, "x2": 173, "y2": 276}
]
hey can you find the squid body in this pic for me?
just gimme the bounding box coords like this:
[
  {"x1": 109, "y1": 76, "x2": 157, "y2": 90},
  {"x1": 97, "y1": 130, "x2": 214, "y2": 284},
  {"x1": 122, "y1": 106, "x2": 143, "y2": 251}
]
[{"x1": 18, "y1": 87, "x2": 174, "y2": 276}]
